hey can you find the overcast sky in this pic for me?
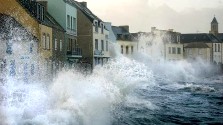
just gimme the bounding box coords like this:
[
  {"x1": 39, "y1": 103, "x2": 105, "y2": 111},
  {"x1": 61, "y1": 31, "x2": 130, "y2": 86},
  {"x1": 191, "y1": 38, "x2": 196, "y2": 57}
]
[{"x1": 81, "y1": 0, "x2": 223, "y2": 33}]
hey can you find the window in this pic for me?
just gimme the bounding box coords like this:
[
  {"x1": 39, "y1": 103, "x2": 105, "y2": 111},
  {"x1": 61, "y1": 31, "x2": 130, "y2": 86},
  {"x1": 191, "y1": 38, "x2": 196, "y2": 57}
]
[
  {"x1": 67, "y1": 15, "x2": 70, "y2": 29},
  {"x1": 41, "y1": 6, "x2": 45, "y2": 21},
  {"x1": 55, "y1": 39, "x2": 57, "y2": 50},
  {"x1": 37, "y1": 4, "x2": 41, "y2": 20},
  {"x1": 95, "y1": 39, "x2": 98, "y2": 50},
  {"x1": 106, "y1": 41, "x2": 108, "y2": 51},
  {"x1": 172, "y1": 47, "x2": 176, "y2": 54},
  {"x1": 101, "y1": 24, "x2": 104, "y2": 34},
  {"x1": 101, "y1": 40, "x2": 104, "y2": 51},
  {"x1": 121, "y1": 45, "x2": 123, "y2": 54},
  {"x1": 131, "y1": 46, "x2": 133, "y2": 53},
  {"x1": 9, "y1": 60, "x2": 16, "y2": 76},
  {"x1": 67, "y1": 38, "x2": 72, "y2": 51},
  {"x1": 126, "y1": 46, "x2": 129, "y2": 54},
  {"x1": 177, "y1": 48, "x2": 181, "y2": 54},
  {"x1": 95, "y1": 21, "x2": 98, "y2": 32},
  {"x1": 31, "y1": 64, "x2": 34, "y2": 75},
  {"x1": 177, "y1": 35, "x2": 180, "y2": 42},
  {"x1": 30, "y1": 43, "x2": 34, "y2": 53},
  {"x1": 36, "y1": 4, "x2": 44, "y2": 21},
  {"x1": 215, "y1": 44, "x2": 217, "y2": 52},
  {"x1": 60, "y1": 40, "x2": 62, "y2": 51},
  {"x1": 218, "y1": 44, "x2": 220, "y2": 52},
  {"x1": 46, "y1": 34, "x2": 50, "y2": 50},
  {"x1": 73, "y1": 17, "x2": 76, "y2": 30},
  {"x1": 6, "y1": 42, "x2": 12, "y2": 54},
  {"x1": 168, "y1": 47, "x2": 171, "y2": 54},
  {"x1": 71, "y1": 17, "x2": 73, "y2": 30},
  {"x1": 42, "y1": 34, "x2": 46, "y2": 49}
]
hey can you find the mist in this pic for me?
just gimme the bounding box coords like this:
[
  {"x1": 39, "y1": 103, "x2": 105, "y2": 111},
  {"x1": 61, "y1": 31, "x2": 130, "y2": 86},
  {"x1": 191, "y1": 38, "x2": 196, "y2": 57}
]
[{"x1": 83, "y1": 0, "x2": 223, "y2": 33}]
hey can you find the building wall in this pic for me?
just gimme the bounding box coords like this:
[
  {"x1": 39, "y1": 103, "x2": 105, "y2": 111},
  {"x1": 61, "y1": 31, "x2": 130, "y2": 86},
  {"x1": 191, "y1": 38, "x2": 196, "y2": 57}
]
[
  {"x1": 206, "y1": 43, "x2": 213, "y2": 62},
  {"x1": 39, "y1": 24, "x2": 53, "y2": 59},
  {"x1": 0, "y1": 14, "x2": 39, "y2": 82},
  {"x1": 118, "y1": 40, "x2": 138, "y2": 57},
  {"x1": 105, "y1": 22, "x2": 116, "y2": 43},
  {"x1": 184, "y1": 48, "x2": 211, "y2": 63},
  {"x1": 0, "y1": 0, "x2": 39, "y2": 38},
  {"x1": 221, "y1": 43, "x2": 223, "y2": 64},
  {"x1": 93, "y1": 26, "x2": 110, "y2": 66},
  {"x1": 77, "y1": 9, "x2": 93, "y2": 65},
  {"x1": 4, "y1": 41, "x2": 39, "y2": 82},
  {"x1": 213, "y1": 43, "x2": 222, "y2": 64},
  {"x1": 93, "y1": 25, "x2": 110, "y2": 57},
  {"x1": 165, "y1": 43, "x2": 183, "y2": 61},
  {"x1": 47, "y1": 0, "x2": 66, "y2": 29},
  {"x1": 65, "y1": 3, "x2": 77, "y2": 36},
  {"x1": 52, "y1": 29, "x2": 66, "y2": 62}
]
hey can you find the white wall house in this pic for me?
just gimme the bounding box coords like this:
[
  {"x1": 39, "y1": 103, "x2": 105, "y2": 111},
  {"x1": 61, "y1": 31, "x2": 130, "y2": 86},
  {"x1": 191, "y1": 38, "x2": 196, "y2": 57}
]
[
  {"x1": 166, "y1": 43, "x2": 183, "y2": 61},
  {"x1": 213, "y1": 43, "x2": 222, "y2": 64},
  {"x1": 93, "y1": 20, "x2": 110, "y2": 66},
  {"x1": 112, "y1": 25, "x2": 138, "y2": 58},
  {"x1": 138, "y1": 27, "x2": 183, "y2": 63},
  {"x1": 118, "y1": 40, "x2": 138, "y2": 57}
]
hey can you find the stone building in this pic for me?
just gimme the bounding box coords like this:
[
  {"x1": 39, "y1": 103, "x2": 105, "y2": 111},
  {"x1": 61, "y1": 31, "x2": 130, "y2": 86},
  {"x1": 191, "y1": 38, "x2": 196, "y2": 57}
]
[{"x1": 0, "y1": 5, "x2": 38, "y2": 83}]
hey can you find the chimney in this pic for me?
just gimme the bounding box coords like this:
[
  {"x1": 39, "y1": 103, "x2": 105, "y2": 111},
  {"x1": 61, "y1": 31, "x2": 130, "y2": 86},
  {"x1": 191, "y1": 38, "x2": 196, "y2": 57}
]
[
  {"x1": 168, "y1": 29, "x2": 174, "y2": 32},
  {"x1": 119, "y1": 25, "x2": 129, "y2": 33},
  {"x1": 79, "y1": 2, "x2": 87, "y2": 7},
  {"x1": 151, "y1": 27, "x2": 156, "y2": 32}
]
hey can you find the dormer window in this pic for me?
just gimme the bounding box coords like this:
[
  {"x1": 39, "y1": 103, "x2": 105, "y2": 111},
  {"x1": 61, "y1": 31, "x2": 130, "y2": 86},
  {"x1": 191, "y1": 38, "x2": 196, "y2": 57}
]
[
  {"x1": 41, "y1": 6, "x2": 45, "y2": 21},
  {"x1": 94, "y1": 20, "x2": 98, "y2": 32},
  {"x1": 177, "y1": 35, "x2": 180, "y2": 42},
  {"x1": 100, "y1": 23, "x2": 104, "y2": 34},
  {"x1": 37, "y1": 3, "x2": 44, "y2": 21}
]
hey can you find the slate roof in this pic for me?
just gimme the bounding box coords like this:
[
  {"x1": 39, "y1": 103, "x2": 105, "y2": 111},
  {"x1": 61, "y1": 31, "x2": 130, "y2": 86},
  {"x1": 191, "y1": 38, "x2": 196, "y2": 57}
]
[
  {"x1": 181, "y1": 33, "x2": 221, "y2": 43},
  {"x1": 17, "y1": 0, "x2": 65, "y2": 32},
  {"x1": 111, "y1": 26, "x2": 138, "y2": 41},
  {"x1": 184, "y1": 42, "x2": 210, "y2": 48},
  {"x1": 66, "y1": 0, "x2": 102, "y2": 23},
  {"x1": 112, "y1": 26, "x2": 129, "y2": 37},
  {"x1": 217, "y1": 33, "x2": 223, "y2": 41},
  {"x1": 45, "y1": 12, "x2": 65, "y2": 32},
  {"x1": 211, "y1": 17, "x2": 218, "y2": 24}
]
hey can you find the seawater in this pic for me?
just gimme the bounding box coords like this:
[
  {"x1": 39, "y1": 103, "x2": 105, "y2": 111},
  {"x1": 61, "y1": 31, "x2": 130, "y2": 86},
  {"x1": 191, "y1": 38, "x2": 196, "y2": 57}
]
[{"x1": 0, "y1": 55, "x2": 223, "y2": 125}]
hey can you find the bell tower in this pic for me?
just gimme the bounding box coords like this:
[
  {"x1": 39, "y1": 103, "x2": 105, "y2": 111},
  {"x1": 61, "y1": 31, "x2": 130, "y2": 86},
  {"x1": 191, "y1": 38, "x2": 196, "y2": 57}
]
[{"x1": 210, "y1": 16, "x2": 218, "y2": 35}]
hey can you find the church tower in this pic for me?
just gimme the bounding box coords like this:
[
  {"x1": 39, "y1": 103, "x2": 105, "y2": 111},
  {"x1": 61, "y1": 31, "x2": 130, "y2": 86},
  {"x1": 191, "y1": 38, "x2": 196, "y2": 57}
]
[{"x1": 210, "y1": 17, "x2": 218, "y2": 35}]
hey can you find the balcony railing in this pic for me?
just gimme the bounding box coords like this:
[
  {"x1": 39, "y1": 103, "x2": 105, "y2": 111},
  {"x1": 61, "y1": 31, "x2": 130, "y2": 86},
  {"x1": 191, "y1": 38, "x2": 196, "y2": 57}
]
[
  {"x1": 67, "y1": 48, "x2": 82, "y2": 57},
  {"x1": 94, "y1": 50, "x2": 104, "y2": 56},
  {"x1": 67, "y1": 28, "x2": 77, "y2": 36}
]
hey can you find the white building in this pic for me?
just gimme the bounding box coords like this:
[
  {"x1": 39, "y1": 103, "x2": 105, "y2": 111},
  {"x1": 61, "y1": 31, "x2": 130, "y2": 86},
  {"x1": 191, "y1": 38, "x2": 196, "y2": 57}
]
[
  {"x1": 112, "y1": 25, "x2": 138, "y2": 57},
  {"x1": 181, "y1": 33, "x2": 222, "y2": 64},
  {"x1": 93, "y1": 21, "x2": 110, "y2": 66},
  {"x1": 138, "y1": 27, "x2": 183, "y2": 63}
]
